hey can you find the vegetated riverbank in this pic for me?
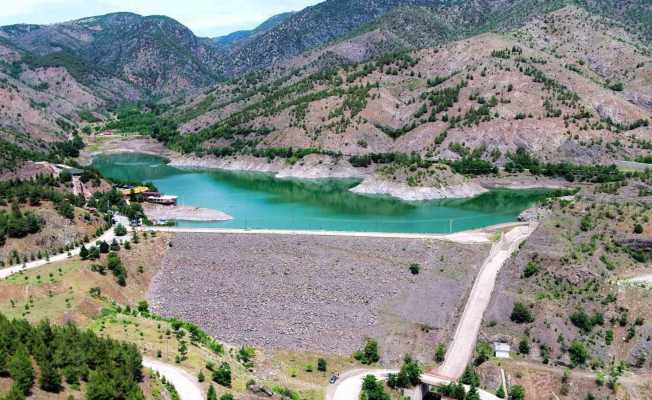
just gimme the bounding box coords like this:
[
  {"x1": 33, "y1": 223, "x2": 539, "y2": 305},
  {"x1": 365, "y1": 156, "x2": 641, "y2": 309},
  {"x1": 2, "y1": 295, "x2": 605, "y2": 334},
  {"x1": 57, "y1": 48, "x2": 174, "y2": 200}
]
[{"x1": 86, "y1": 136, "x2": 573, "y2": 202}]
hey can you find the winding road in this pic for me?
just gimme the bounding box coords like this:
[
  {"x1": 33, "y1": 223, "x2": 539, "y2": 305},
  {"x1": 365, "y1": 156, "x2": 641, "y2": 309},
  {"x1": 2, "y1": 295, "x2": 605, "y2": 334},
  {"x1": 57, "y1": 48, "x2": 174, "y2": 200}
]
[
  {"x1": 143, "y1": 357, "x2": 204, "y2": 400},
  {"x1": 0, "y1": 215, "x2": 130, "y2": 280},
  {"x1": 327, "y1": 224, "x2": 536, "y2": 400},
  {"x1": 327, "y1": 369, "x2": 501, "y2": 400}
]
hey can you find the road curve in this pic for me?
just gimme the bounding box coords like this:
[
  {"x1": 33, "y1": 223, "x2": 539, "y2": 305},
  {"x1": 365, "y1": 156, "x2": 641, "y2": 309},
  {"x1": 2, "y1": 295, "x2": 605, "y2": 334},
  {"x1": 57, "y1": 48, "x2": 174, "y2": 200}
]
[
  {"x1": 143, "y1": 357, "x2": 204, "y2": 400},
  {"x1": 327, "y1": 224, "x2": 535, "y2": 400},
  {"x1": 326, "y1": 369, "x2": 501, "y2": 400},
  {"x1": 0, "y1": 215, "x2": 130, "y2": 280},
  {"x1": 438, "y1": 224, "x2": 535, "y2": 379}
]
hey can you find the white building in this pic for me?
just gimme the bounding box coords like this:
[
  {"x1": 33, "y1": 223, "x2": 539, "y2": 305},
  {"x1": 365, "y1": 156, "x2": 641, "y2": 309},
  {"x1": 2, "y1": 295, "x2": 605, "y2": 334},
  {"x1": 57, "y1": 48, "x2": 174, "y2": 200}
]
[{"x1": 494, "y1": 342, "x2": 511, "y2": 359}]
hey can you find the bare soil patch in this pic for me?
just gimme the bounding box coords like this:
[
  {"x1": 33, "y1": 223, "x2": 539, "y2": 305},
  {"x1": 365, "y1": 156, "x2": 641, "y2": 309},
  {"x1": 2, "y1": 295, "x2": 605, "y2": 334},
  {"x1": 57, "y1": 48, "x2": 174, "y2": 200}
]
[{"x1": 148, "y1": 232, "x2": 490, "y2": 363}]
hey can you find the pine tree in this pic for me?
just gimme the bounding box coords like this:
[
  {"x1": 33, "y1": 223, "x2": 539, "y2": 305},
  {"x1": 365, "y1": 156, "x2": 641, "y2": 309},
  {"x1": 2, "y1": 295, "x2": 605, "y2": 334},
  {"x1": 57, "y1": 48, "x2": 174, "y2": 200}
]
[
  {"x1": 467, "y1": 385, "x2": 481, "y2": 400},
  {"x1": 86, "y1": 371, "x2": 118, "y2": 400},
  {"x1": 7, "y1": 347, "x2": 34, "y2": 395},
  {"x1": 207, "y1": 385, "x2": 217, "y2": 400},
  {"x1": 38, "y1": 359, "x2": 62, "y2": 392},
  {"x1": 460, "y1": 365, "x2": 480, "y2": 387},
  {"x1": 79, "y1": 245, "x2": 89, "y2": 260},
  {"x1": 496, "y1": 384, "x2": 506, "y2": 398},
  {"x1": 3, "y1": 384, "x2": 26, "y2": 400},
  {"x1": 0, "y1": 347, "x2": 7, "y2": 374},
  {"x1": 212, "y1": 362, "x2": 231, "y2": 387}
]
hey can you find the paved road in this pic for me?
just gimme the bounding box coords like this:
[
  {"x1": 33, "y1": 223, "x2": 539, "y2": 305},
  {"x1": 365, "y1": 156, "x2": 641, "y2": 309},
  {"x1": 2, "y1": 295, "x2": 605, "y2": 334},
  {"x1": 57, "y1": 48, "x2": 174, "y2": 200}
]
[
  {"x1": 0, "y1": 215, "x2": 130, "y2": 280},
  {"x1": 437, "y1": 224, "x2": 535, "y2": 379},
  {"x1": 143, "y1": 357, "x2": 203, "y2": 400},
  {"x1": 326, "y1": 224, "x2": 535, "y2": 400},
  {"x1": 326, "y1": 369, "x2": 501, "y2": 400},
  {"x1": 626, "y1": 274, "x2": 652, "y2": 286},
  {"x1": 142, "y1": 223, "x2": 530, "y2": 245}
]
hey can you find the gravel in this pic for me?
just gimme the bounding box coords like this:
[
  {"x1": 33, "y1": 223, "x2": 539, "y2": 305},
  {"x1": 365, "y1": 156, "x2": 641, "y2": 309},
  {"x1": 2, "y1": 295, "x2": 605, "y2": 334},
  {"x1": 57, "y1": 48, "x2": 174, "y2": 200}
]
[{"x1": 148, "y1": 233, "x2": 489, "y2": 355}]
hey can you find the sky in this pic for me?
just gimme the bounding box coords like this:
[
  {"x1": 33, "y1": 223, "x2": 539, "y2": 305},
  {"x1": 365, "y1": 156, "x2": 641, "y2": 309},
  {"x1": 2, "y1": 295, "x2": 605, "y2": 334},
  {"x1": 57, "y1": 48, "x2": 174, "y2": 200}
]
[{"x1": 0, "y1": 0, "x2": 323, "y2": 37}]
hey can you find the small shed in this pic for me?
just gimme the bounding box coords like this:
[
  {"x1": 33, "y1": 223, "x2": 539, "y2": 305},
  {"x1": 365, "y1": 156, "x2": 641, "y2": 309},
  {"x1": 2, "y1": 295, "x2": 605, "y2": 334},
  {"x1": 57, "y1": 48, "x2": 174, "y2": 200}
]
[{"x1": 494, "y1": 342, "x2": 511, "y2": 359}]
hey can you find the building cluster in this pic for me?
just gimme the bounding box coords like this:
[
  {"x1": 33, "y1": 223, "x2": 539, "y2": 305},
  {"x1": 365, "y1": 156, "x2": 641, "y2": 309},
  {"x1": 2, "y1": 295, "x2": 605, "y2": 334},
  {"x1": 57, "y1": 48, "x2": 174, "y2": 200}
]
[{"x1": 119, "y1": 186, "x2": 178, "y2": 205}]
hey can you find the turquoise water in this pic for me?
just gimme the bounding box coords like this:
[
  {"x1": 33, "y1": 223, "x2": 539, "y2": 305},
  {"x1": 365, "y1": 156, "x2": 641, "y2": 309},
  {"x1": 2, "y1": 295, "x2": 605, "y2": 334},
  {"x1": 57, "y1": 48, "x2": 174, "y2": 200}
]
[{"x1": 93, "y1": 153, "x2": 556, "y2": 233}]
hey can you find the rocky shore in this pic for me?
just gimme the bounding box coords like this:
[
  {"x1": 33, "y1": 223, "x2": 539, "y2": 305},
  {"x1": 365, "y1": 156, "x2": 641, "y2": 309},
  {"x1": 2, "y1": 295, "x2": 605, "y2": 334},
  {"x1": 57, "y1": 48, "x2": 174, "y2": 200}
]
[
  {"x1": 169, "y1": 153, "x2": 366, "y2": 180},
  {"x1": 143, "y1": 204, "x2": 233, "y2": 222},
  {"x1": 89, "y1": 137, "x2": 575, "y2": 202},
  {"x1": 350, "y1": 176, "x2": 488, "y2": 201}
]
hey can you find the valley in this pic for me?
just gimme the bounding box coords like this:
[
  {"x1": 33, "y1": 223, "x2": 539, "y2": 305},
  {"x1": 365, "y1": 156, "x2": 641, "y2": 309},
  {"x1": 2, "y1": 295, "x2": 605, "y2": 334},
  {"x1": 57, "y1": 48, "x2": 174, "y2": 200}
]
[{"x1": 0, "y1": 1, "x2": 651, "y2": 400}]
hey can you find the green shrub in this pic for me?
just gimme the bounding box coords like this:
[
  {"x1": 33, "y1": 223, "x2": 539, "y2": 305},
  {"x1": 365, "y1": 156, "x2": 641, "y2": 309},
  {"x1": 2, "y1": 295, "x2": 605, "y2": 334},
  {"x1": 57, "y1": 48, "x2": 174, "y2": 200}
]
[
  {"x1": 212, "y1": 362, "x2": 231, "y2": 387},
  {"x1": 510, "y1": 303, "x2": 534, "y2": 323},
  {"x1": 353, "y1": 339, "x2": 380, "y2": 365}
]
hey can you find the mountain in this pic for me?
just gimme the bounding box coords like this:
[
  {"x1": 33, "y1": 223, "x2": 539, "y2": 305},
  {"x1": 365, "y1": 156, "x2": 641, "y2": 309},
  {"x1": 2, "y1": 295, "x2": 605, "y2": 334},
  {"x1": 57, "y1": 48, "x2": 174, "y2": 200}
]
[
  {"x1": 0, "y1": 12, "x2": 222, "y2": 96},
  {"x1": 0, "y1": 12, "x2": 224, "y2": 149},
  {"x1": 0, "y1": 0, "x2": 650, "y2": 155},
  {"x1": 163, "y1": 5, "x2": 651, "y2": 169},
  {"x1": 213, "y1": 0, "x2": 651, "y2": 76},
  {"x1": 214, "y1": 12, "x2": 296, "y2": 47}
]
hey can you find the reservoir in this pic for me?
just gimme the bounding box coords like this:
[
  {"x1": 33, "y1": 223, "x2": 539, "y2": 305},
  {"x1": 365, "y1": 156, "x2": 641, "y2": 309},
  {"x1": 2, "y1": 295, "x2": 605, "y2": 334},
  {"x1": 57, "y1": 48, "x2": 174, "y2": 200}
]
[{"x1": 93, "y1": 153, "x2": 559, "y2": 233}]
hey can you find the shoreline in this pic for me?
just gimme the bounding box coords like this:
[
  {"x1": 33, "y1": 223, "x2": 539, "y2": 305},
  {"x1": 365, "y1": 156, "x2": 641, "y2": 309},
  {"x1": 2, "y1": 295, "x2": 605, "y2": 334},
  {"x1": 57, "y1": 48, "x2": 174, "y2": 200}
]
[
  {"x1": 143, "y1": 203, "x2": 233, "y2": 223},
  {"x1": 84, "y1": 137, "x2": 574, "y2": 202}
]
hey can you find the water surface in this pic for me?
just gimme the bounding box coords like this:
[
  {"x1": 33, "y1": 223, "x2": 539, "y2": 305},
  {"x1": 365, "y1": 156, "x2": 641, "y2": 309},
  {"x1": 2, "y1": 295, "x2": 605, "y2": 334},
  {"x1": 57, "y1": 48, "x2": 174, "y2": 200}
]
[{"x1": 93, "y1": 153, "x2": 556, "y2": 233}]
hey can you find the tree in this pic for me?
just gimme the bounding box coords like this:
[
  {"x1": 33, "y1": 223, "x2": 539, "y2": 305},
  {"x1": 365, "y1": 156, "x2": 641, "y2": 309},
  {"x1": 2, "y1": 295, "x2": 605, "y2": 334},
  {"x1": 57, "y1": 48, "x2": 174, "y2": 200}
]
[
  {"x1": 7, "y1": 347, "x2": 34, "y2": 395},
  {"x1": 212, "y1": 362, "x2": 231, "y2": 387},
  {"x1": 86, "y1": 371, "x2": 118, "y2": 400},
  {"x1": 110, "y1": 239, "x2": 121, "y2": 251},
  {"x1": 38, "y1": 359, "x2": 62, "y2": 392},
  {"x1": 510, "y1": 303, "x2": 534, "y2": 323},
  {"x1": 0, "y1": 347, "x2": 7, "y2": 374},
  {"x1": 114, "y1": 224, "x2": 128, "y2": 237},
  {"x1": 80, "y1": 245, "x2": 89, "y2": 260},
  {"x1": 207, "y1": 385, "x2": 217, "y2": 400},
  {"x1": 509, "y1": 385, "x2": 525, "y2": 400},
  {"x1": 634, "y1": 224, "x2": 644, "y2": 234},
  {"x1": 137, "y1": 301, "x2": 149, "y2": 313},
  {"x1": 467, "y1": 386, "x2": 481, "y2": 400},
  {"x1": 388, "y1": 355, "x2": 422, "y2": 388},
  {"x1": 460, "y1": 365, "x2": 480, "y2": 387},
  {"x1": 198, "y1": 370, "x2": 205, "y2": 383},
  {"x1": 99, "y1": 241, "x2": 110, "y2": 254},
  {"x1": 360, "y1": 375, "x2": 389, "y2": 400},
  {"x1": 317, "y1": 358, "x2": 327, "y2": 372},
  {"x1": 474, "y1": 341, "x2": 492, "y2": 365},
  {"x1": 3, "y1": 384, "x2": 26, "y2": 400},
  {"x1": 354, "y1": 339, "x2": 380, "y2": 364},
  {"x1": 220, "y1": 394, "x2": 234, "y2": 400},
  {"x1": 518, "y1": 338, "x2": 530, "y2": 355},
  {"x1": 435, "y1": 344, "x2": 446, "y2": 363},
  {"x1": 496, "y1": 385, "x2": 506, "y2": 398},
  {"x1": 409, "y1": 263, "x2": 420, "y2": 275},
  {"x1": 569, "y1": 340, "x2": 589, "y2": 366},
  {"x1": 107, "y1": 252, "x2": 127, "y2": 286}
]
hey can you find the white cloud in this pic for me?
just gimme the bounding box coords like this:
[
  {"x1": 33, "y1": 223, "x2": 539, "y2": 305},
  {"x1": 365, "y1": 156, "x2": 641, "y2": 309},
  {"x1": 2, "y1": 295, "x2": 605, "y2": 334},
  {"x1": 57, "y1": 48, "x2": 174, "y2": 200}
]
[{"x1": 0, "y1": 0, "x2": 322, "y2": 36}]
